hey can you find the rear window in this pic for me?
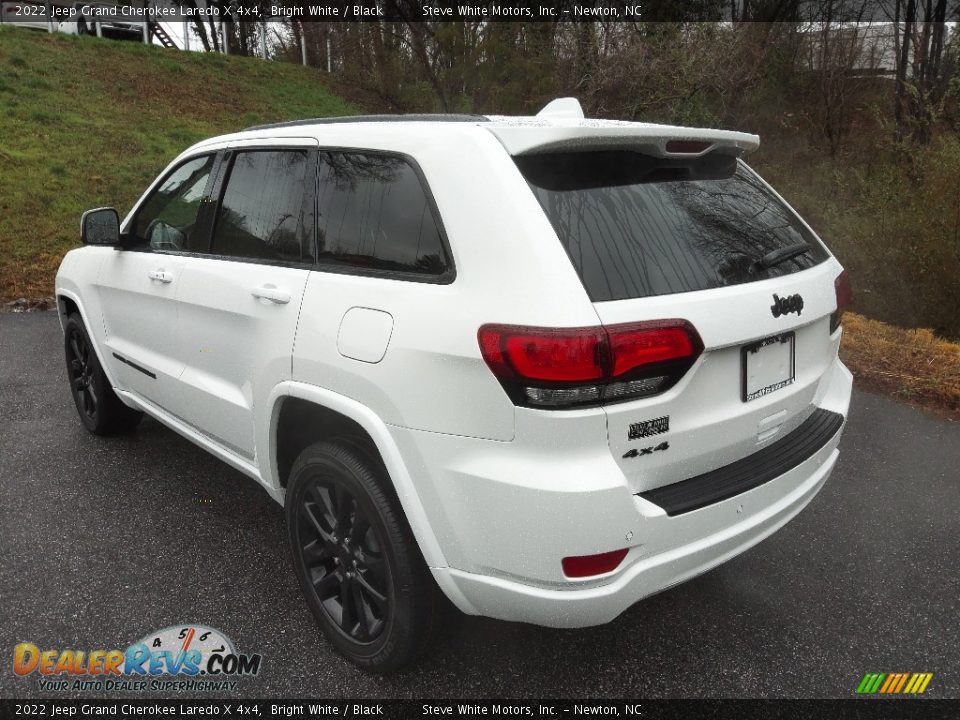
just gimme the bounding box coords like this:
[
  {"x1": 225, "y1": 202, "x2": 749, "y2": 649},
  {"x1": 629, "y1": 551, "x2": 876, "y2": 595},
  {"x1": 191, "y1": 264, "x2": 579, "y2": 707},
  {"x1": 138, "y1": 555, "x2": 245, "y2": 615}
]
[{"x1": 516, "y1": 151, "x2": 829, "y2": 303}]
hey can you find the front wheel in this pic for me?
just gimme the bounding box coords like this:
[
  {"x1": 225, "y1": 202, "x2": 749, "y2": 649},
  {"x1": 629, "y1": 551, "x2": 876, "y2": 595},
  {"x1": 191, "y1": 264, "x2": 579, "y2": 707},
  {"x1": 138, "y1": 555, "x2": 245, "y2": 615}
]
[
  {"x1": 64, "y1": 313, "x2": 142, "y2": 435},
  {"x1": 286, "y1": 441, "x2": 437, "y2": 671}
]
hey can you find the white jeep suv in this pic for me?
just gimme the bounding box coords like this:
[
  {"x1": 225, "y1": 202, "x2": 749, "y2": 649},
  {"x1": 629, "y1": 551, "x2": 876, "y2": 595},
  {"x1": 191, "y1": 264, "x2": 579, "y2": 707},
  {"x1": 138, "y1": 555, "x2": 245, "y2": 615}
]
[{"x1": 55, "y1": 99, "x2": 853, "y2": 670}]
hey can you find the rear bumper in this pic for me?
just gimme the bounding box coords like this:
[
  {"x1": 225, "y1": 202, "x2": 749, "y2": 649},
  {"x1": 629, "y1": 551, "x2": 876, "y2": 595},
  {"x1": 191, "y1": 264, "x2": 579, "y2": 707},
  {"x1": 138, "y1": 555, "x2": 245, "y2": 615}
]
[
  {"x1": 435, "y1": 444, "x2": 838, "y2": 627},
  {"x1": 396, "y1": 357, "x2": 852, "y2": 627}
]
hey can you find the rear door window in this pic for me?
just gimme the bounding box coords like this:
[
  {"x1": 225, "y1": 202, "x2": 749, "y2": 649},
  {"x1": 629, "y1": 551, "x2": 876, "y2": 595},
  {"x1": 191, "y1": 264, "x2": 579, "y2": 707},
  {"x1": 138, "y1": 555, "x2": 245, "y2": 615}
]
[{"x1": 516, "y1": 151, "x2": 829, "y2": 302}]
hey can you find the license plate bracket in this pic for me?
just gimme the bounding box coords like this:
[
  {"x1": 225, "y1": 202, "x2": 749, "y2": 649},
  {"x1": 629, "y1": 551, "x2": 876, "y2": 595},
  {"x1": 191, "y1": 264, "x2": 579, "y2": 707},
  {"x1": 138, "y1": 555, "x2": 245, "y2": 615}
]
[{"x1": 741, "y1": 332, "x2": 796, "y2": 402}]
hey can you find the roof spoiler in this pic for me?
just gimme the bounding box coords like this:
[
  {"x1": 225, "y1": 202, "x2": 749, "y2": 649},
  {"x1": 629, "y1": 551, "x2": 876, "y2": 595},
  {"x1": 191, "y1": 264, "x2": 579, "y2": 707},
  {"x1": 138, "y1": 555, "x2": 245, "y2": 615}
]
[
  {"x1": 490, "y1": 98, "x2": 759, "y2": 157},
  {"x1": 490, "y1": 125, "x2": 760, "y2": 157}
]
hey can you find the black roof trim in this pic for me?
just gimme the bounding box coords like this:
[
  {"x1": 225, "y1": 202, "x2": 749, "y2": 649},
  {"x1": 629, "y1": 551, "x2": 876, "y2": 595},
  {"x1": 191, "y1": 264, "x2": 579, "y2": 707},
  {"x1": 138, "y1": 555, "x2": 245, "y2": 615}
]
[{"x1": 243, "y1": 114, "x2": 490, "y2": 132}]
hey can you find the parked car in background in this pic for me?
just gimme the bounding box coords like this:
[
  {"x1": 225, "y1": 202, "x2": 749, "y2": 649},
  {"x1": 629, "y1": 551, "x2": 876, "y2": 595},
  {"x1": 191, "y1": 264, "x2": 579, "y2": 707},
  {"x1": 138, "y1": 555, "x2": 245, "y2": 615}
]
[
  {"x1": 55, "y1": 99, "x2": 853, "y2": 671},
  {"x1": 0, "y1": 0, "x2": 56, "y2": 29},
  {"x1": 56, "y1": 2, "x2": 143, "y2": 40}
]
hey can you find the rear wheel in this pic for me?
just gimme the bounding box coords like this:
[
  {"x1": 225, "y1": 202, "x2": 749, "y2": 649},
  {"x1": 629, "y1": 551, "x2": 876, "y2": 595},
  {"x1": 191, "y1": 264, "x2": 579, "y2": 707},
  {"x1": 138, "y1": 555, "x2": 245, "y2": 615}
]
[
  {"x1": 286, "y1": 441, "x2": 436, "y2": 671},
  {"x1": 64, "y1": 313, "x2": 142, "y2": 435}
]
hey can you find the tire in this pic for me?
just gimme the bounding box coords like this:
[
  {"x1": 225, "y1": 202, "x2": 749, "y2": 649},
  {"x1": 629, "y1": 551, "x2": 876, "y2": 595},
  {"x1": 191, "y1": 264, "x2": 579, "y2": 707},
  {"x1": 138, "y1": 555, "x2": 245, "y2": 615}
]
[
  {"x1": 64, "y1": 313, "x2": 142, "y2": 436},
  {"x1": 286, "y1": 440, "x2": 437, "y2": 671}
]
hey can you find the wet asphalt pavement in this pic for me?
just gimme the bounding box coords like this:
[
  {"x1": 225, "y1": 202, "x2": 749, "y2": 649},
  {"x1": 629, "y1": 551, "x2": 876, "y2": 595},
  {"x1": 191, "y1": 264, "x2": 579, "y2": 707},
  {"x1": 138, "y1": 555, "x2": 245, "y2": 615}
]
[{"x1": 1, "y1": 311, "x2": 958, "y2": 699}]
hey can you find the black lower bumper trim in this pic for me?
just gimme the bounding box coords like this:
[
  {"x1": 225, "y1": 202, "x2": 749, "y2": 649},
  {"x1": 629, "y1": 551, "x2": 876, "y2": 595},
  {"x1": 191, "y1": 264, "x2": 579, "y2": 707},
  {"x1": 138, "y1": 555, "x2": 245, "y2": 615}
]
[{"x1": 638, "y1": 408, "x2": 844, "y2": 517}]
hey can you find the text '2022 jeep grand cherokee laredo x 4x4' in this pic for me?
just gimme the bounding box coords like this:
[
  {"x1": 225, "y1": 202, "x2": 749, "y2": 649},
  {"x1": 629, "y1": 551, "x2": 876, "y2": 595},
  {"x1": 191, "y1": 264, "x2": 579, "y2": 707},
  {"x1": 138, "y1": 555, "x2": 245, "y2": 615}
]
[{"x1": 55, "y1": 98, "x2": 852, "y2": 671}]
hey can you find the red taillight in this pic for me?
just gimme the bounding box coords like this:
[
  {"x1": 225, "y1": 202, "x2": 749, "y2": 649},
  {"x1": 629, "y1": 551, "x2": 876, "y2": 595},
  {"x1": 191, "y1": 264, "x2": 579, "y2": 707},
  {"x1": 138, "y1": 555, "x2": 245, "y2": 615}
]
[
  {"x1": 831, "y1": 270, "x2": 852, "y2": 333},
  {"x1": 562, "y1": 549, "x2": 629, "y2": 578},
  {"x1": 477, "y1": 320, "x2": 702, "y2": 408},
  {"x1": 608, "y1": 325, "x2": 697, "y2": 377},
  {"x1": 481, "y1": 326, "x2": 605, "y2": 382}
]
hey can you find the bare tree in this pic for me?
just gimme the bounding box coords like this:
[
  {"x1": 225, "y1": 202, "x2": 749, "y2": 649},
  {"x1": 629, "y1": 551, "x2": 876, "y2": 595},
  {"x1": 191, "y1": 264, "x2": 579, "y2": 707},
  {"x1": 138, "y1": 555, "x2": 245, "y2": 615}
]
[
  {"x1": 798, "y1": 1, "x2": 882, "y2": 155},
  {"x1": 894, "y1": 0, "x2": 954, "y2": 142}
]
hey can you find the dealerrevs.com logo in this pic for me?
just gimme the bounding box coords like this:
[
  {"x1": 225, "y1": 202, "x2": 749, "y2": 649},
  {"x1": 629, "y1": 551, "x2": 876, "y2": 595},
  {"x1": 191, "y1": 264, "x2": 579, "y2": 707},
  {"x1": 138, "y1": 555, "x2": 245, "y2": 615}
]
[{"x1": 13, "y1": 624, "x2": 262, "y2": 692}]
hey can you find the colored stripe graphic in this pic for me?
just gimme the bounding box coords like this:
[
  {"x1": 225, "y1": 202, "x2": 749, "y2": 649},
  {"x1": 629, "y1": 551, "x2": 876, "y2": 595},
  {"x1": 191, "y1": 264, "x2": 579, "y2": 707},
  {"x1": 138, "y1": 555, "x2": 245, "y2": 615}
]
[
  {"x1": 856, "y1": 674, "x2": 875, "y2": 694},
  {"x1": 893, "y1": 673, "x2": 909, "y2": 693},
  {"x1": 856, "y1": 673, "x2": 884, "y2": 694},
  {"x1": 856, "y1": 672, "x2": 933, "y2": 694}
]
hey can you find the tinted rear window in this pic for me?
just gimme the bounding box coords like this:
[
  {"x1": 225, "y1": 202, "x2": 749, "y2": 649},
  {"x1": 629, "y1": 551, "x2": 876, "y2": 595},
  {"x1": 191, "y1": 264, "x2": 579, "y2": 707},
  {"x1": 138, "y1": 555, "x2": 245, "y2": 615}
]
[{"x1": 516, "y1": 151, "x2": 829, "y2": 302}]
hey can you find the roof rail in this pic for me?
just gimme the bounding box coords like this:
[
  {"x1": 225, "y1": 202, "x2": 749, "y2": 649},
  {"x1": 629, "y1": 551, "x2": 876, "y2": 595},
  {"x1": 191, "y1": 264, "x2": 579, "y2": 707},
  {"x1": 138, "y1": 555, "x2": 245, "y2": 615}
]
[{"x1": 243, "y1": 114, "x2": 490, "y2": 132}]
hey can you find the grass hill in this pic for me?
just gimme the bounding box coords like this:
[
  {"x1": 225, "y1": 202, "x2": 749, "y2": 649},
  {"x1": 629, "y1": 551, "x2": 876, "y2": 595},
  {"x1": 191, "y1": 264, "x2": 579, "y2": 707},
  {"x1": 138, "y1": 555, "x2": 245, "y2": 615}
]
[{"x1": 0, "y1": 27, "x2": 359, "y2": 300}]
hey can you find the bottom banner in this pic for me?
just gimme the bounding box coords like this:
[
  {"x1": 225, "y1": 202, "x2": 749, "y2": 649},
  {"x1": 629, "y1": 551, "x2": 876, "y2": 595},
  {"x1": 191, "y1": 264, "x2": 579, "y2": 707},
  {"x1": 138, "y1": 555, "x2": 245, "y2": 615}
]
[{"x1": 1, "y1": 699, "x2": 959, "y2": 720}]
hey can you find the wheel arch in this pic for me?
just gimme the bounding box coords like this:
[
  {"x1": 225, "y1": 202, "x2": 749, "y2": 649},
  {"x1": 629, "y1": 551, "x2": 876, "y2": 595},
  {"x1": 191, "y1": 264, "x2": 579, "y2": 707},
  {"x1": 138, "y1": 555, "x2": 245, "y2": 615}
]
[
  {"x1": 58, "y1": 294, "x2": 80, "y2": 324},
  {"x1": 56, "y1": 289, "x2": 123, "y2": 394},
  {"x1": 273, "y1": 397, "x2": 382, "y2": 493},
  {"x1": 264, "y1": 382, "x2": 452, "y2": 574}
]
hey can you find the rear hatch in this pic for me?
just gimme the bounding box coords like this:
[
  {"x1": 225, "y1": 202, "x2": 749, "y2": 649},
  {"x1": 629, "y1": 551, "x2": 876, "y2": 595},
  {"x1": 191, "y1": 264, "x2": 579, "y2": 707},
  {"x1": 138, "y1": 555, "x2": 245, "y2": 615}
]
[{"x1": 497, "y1": 122, "x2": 843, "y2": 495}]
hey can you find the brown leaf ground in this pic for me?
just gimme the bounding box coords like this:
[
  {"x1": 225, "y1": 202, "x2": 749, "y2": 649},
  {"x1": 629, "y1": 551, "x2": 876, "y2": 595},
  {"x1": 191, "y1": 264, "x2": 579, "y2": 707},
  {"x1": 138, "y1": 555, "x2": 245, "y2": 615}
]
[{"x1": 840, "y1": 312, "x2": 960, "y2": 420}]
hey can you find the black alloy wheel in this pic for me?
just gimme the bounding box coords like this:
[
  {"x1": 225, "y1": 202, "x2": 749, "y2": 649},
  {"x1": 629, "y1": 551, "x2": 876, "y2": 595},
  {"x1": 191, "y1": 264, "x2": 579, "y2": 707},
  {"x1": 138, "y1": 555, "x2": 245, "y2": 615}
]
[
  {"x1": 286, "y1": 441, "x2": 438, "y2": 671},
  {"x1": 66, "y1": 323, "x2": 98, "y2": 422},
  {"x1": 296, "y1": 475, "x2": 391, "y2": 644},
  {"x1": 63, "y1": 313, "x2": 142, "y2": 435}
]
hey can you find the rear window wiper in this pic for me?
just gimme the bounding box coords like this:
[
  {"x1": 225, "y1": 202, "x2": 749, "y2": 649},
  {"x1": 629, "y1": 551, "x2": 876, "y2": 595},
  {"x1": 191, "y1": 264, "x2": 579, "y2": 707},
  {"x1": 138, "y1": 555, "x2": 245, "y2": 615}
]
[{"x1": 754, "y1": 243, "x2": 811, "y2": 271}]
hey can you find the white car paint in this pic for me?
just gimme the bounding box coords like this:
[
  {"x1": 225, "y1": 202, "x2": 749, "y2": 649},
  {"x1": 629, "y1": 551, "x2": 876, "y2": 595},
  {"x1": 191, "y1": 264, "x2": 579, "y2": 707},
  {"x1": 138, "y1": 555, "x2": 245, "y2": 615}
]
[{"x1": 55, "y1": 99, "x2": 852, "y2": 627}]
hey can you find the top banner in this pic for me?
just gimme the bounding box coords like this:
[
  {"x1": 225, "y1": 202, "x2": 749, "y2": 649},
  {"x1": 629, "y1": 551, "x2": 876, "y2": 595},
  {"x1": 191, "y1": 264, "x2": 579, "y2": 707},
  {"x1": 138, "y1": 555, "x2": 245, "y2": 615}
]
[{"x1": 0, "y1": 0, "x2": 898, "y2": 24}]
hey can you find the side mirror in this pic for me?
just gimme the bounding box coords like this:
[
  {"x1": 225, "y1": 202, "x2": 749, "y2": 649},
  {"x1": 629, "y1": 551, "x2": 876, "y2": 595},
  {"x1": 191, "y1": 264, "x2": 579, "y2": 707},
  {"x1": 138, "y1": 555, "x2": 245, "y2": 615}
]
[{"x1": 80, "y1": 207, "x2": 120, "y2": 246}]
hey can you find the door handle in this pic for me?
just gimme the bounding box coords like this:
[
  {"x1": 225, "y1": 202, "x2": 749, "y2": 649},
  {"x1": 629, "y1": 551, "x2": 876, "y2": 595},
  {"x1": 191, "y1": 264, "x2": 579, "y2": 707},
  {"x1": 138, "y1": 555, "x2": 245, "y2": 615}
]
[
  {"x1": 147, "y1": 270, "x2": 174, "y2": 283},
  {"x1": 251, "y1": 285, "x2": 291, "y2": 305}
]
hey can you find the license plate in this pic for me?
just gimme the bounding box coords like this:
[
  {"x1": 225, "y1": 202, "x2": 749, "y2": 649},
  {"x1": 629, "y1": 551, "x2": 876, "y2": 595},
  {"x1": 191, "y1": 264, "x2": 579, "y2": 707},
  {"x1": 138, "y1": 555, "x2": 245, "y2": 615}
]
[{"x1": 741, "y1": 332, "x2": 795, "y2": 402}]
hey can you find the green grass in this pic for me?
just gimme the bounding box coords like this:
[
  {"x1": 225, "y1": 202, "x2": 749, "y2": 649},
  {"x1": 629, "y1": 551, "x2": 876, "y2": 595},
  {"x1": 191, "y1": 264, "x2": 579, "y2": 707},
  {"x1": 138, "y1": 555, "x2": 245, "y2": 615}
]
[{"x1": 0, "y1": 27, "x2": 359, "y2": 300}]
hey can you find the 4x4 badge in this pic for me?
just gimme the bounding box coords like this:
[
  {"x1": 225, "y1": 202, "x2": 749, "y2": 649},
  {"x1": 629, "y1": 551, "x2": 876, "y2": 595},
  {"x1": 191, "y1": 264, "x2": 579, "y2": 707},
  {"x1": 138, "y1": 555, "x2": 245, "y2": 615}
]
[
  {"x1": 623, "y1": 441, "x2": 669, "y2": 459},
  {"x1": 771, "y1": 293, "x2": 803, "y2": 318}
]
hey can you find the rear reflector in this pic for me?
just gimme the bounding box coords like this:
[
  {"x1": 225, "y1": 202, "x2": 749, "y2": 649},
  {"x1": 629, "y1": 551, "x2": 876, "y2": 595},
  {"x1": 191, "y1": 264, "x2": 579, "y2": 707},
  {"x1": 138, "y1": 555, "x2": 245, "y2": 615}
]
[
  {"x1": 478, "y1": 320, "x2": 702, "y2": 408},
  {"x1": 831, "y1": 270, "x2": 852, "y2": 333},
  {"x1": 562, "y1": 549, "x2": 629, "y2": 578}
]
